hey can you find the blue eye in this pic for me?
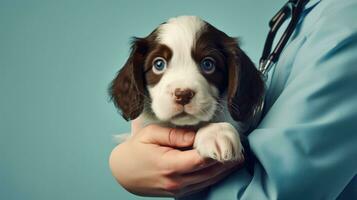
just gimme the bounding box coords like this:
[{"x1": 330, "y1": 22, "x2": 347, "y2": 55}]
[
  {"x1": 152, "y1": 57, "x2": 167, "y2": 74},
  {"x1": 200, "y1": 57, "x2": 216, "y2": 74}
]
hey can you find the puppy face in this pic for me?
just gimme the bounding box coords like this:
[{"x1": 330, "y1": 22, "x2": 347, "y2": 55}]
[{"x1": 110, "y1": 16, "x2": 264, "y2": 126}]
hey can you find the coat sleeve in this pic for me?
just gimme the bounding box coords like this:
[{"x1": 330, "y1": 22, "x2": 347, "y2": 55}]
[{"x1": 206, "y1": 2, "x2": 357, "y2": 200}]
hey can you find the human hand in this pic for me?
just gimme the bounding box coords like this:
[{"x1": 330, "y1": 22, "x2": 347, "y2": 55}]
[{"x1": 109, "y1": 120, "x2": 244, "y2": 198}]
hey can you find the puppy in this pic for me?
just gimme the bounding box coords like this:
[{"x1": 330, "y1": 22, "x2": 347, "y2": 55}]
[{"x1": 110, "y1": 16, "x2": 264, "y2": 162}]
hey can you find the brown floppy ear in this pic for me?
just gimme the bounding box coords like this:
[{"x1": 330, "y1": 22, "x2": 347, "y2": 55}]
[
  {"x1": 109, "y1": 37, "x2": 148, "y2": 121},
  {"x1": 226, "y1": 38, "x2": 265, "y2": 123}
]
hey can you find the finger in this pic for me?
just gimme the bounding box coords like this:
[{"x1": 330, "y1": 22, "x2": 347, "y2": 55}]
[
  {"x1": 188, "y1": 158, "x2": 218, "y2": 173},
  {"x1": 140, "y1": 125, "x2": 195, "y2": 148},
  {"x1": 163, "y1": 149, "x2": 217, "y2": 173},
  {"x1": 180, "y1": 161, "x2": 240, "y2": 187},
  {"x1": 176, "y1": 165, "x2": 237, "y2": 198}
]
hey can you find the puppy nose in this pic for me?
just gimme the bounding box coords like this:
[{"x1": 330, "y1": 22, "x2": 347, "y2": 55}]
[{"x1": 174, "y1": 88, "x2": 195, "y2": 105}]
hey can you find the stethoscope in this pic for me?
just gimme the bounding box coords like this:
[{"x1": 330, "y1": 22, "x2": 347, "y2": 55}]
[{"x1": 250, "y1": 0, "x2": 309, "y2": 131}]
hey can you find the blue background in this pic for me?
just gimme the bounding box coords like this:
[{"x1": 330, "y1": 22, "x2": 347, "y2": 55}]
[{"x1": 0, "y1": 0, "x2": 285, "y2": 199}]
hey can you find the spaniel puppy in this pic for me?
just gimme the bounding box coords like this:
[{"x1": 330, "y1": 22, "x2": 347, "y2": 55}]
[{"x1": 110, "y1": 16, "x2": 264, "y2": 162}]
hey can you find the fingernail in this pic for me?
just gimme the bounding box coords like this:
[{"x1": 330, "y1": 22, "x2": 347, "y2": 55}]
[{"x1": 184, "y1": 131, "x2": 195, "y2": 142}]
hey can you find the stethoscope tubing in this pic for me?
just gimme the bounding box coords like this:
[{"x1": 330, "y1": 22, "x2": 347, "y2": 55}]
[
  {"x1": 259, "y1": 0, "x2": 309, "y2": 78},
  {"x1": 250, "y1": 0, "x2": 309, "y2": 132}
]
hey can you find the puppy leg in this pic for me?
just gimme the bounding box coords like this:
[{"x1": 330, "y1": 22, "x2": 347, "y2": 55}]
[{"x1": 194, "y1": 122, "x2": 244, "y2": 162}]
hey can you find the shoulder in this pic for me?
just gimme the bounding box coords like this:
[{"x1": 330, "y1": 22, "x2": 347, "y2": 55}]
[
  {"x1": 305, "y1": 0, "x2": 357, "y2": 39},
  {"x1": 290, "y1": 0, "x2": 357, "y2": 76}
]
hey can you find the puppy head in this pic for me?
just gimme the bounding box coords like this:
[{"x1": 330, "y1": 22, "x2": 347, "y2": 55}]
[{"x1": 110, "y1": 16, "x2": 264, "y2": 125}]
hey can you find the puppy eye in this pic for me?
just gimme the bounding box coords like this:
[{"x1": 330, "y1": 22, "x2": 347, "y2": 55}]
[
  {"x1": 152, "y1": 57, "x2": 167, "y2": 74},
  {"x1": 200, "y1": 57, "x2": 216, "y2": 74}
]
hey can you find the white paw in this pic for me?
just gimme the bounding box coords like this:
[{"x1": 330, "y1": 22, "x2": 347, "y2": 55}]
[{"x1": 194, "y1": 122, "x2": 244, "y2": 162}]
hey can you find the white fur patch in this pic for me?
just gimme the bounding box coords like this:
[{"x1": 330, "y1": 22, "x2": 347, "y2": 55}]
[{"x1": 156, "y1": 16, "x2": 205, "y2": 62}]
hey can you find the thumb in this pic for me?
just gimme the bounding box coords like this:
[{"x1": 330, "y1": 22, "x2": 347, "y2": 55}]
[{"x1": 139, "y1": 125, "x2": 195, "y2": 147}]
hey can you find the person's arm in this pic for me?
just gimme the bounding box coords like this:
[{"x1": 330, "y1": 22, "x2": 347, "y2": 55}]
[
  {"x1": 109, "y1": 121, "x2": 243, "y2": 198},
  {"x1": 200, "y1": 2, "x2": 357, "y2": 200}
]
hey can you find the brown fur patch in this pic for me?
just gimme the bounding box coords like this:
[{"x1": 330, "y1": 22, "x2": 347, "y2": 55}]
[
  {"x1": 193, "y1": 23, "x2": 265, "y2": 122},
  {"x1": 109, "y1": 30, "x2": 158, "y2": 120},
  {"x1": 192, "y1": 24, "x2": 229, "y2": 94},
  {"x1": 144, "y1": 44, "x2": 173, "y2": 85}
]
